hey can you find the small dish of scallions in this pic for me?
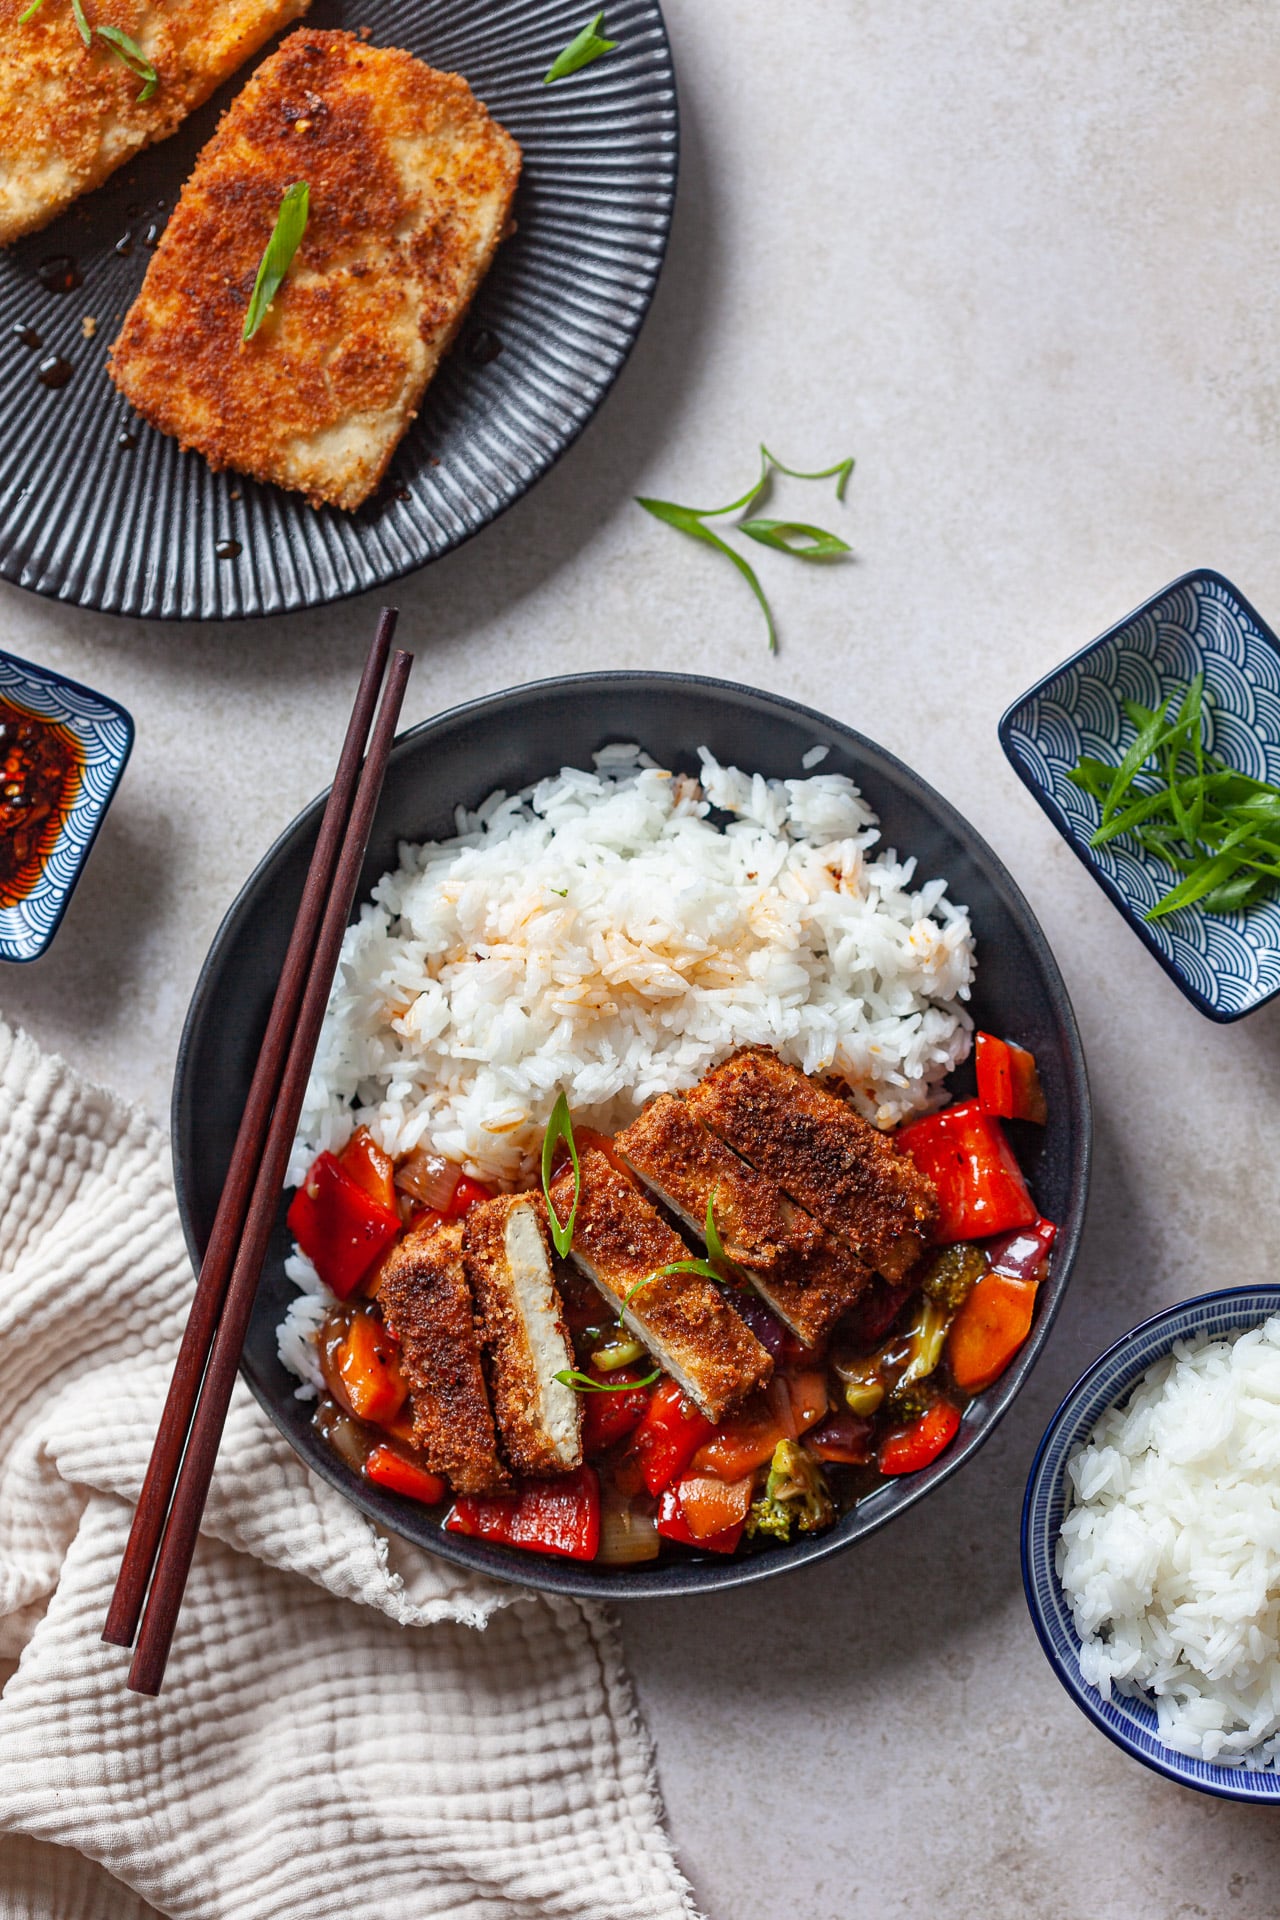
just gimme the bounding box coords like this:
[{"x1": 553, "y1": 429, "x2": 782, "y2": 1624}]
[{"x1": 999, "y1": 568, "x2": 1280, "y2": 1022}]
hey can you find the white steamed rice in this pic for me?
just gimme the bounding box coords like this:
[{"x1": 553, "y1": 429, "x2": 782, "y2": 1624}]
[
  {"x1": 1058, "y1": 1316, "x2": 1280, "y2": 1766},
  {"x1": 286, "y1": 743, "x2": 976, "y2": 1195}
]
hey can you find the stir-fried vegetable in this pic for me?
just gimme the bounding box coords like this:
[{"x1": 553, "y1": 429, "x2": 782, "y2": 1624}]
[
  {"x1": 897, "y1": 1100, "x2": 1037, "y2": 1241},
  {"x1": 947, "y1": 1272, "x2": 1039, "y2": 1393},
  {"x1": 325, "y1": 1309, "x2": 408, "y2": 1426},
  {"x1": 656, "y1": 1484, "x2": 746, "y2": 1554},
  {"x1": 364, "y1": 1445, "x2": 445, "y2": 1504},
  {"x1": 445, "y1": 1465, "x2": 601, "y2": 1561},
  {"x1": 975, "y1": 1033, "x2": 1047, "y2": 1125},
  {"x1": 338, "y1": 1125, "x2": 397, "y2": 1211},
  {"x1": 746, "y1": 1439, "x2": 834, "y2": 1541},
  {"x1": 288, "y1": 1151, "x2": 401, "y2": 1298},
  {"x1": 629, "y1": 1379, "x2": 713, "y2": 1495},
  {"x1": 876, "y1": 1396, "x2": 960, "y2": 1475}
]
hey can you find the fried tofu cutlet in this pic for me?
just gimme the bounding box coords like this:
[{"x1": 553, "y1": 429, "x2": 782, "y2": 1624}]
[
  {"x1": 551, "y1": 1149, "x2": 773, "y2": 1424},
  {"x1": 687, "y1": 1047, "x2": 939, "y2": 1282},
  {"x1": 615, "y1": 1094, "x2": 871, "y2": 1349},
  {"x1": 109, "y1": 29, "x2": 521, "y2": 509},
  {"x1": 376, "y1": 1218, "x2": 510, "y2": 1496},
  {"x1": 0, "y1": 0, "x2": 310, "y2": 246},
  {"x1": 464, "y1": 1196, "x2": 581, "y2": 1480}
]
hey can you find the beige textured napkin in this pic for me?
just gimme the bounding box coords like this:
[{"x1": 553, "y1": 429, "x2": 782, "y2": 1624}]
[{"x1": 0, "y1": 1019, "x2": 698, "y2": 1920}]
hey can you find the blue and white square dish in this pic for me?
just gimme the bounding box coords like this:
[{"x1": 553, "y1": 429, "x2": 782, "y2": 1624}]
[
  {"x1": 0, "y1": 650, "x2": 134, "y2": 963},
  {"x1": 999, "y1": 569, "x2": 1280, "y2": 1022},
  {"x1": 1022, "y1": 1286, "x2": 1280, "y2": 1802}
]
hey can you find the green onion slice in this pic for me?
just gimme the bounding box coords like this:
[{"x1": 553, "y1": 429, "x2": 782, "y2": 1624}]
[
  {"x1": 95, "y1": 24, "x2": 157, "y2": 99},
  {"x1": 242, "y1": 182, "x2": 310, "y2": 343},
  {"x1": 545, "y1": 10, "x2": 617, "y2": 83},
  {"x1": 70, "y1": 0, "x2": 90, "y2": 46},
  {"x1": 541, "y1": 1089, "x2": 579, "y2": 1257},
  {"x1": 738, "y1": 518, "x2": 851, "y2": 560},
  {"x1": 554, "y1": 1367, "x2": 660, "y2": 1394}
]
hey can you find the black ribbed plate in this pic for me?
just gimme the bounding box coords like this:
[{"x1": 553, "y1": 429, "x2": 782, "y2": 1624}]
[{"x1": 0, "y1": 1, "x2": 677, "y2": 619}]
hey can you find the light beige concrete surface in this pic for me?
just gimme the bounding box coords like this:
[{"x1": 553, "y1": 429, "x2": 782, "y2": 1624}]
[{"x1": 4, "y1": 1, "x2": 1280, "y2": 1914}]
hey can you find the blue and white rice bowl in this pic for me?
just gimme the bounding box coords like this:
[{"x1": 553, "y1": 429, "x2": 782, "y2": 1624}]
[{"x1": 1023, "y1": 1286, "x2": 1280, "y2": 1801}]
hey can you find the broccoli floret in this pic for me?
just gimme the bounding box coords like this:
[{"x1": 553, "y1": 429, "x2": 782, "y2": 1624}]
[
  {"x1": 887, "y1": 1379, "x2": 938, "y2": 1424},
  {"x1": 746, "y1": 1440, "x2": 835, "y2": 1542},
  {"x1": 920, "y1": 1244, "x2": 988, "y2": 1310}
]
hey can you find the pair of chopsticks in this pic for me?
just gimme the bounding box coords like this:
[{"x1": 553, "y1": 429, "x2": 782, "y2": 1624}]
[{"x1": 104, "y1": 610, "x2": 413, "y2": 1696}]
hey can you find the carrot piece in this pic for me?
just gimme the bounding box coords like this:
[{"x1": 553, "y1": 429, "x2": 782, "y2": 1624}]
[
  {"x1": 335, "y1": 1311, "x2": 409, "y2": 1426},
  {"x1": 947, "y1": 1272, "x2": 1038, "y2": 1393},
  {"x1": 691, "y1": 1393, "x2": 787, "y2": 1479},
  {"x1": 675, "y1": 1472, "x2": 754, "y2": 1541}
]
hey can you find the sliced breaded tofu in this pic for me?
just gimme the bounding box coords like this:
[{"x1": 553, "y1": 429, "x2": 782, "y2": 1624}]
[
  {"x1": 464, "y1": 1195, "x2": 581, "y2": 1480},
  {"x1": 108, "y1": 28, "x2": 521, "y2": 509},
  {"x1": 615, "y1": 1094, "x2": 871, "y2": 1349},
  {"x1": 687, "y1": 1047, "x2": 938, "y2": 1282},
  {"x1": 376, "y1": 1218, "x2": 510, "y2": 1496},
  {"x1": 550, "y1": 1148, "x2": 772, "y2": 1424},
  {"x1": 0, "y1": 0, "x2": 310, "y2": 246}
]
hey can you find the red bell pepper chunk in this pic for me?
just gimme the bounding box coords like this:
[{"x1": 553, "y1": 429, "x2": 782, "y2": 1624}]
[
  {"x1": 656, "y1": 1484, "x2": 746, "y2": 1554},
  {"x1": 581, "y1": 1371, "x2": 653, "y2": 1454},
  {"x1": 442, "y1": 1175, "x2": 494, "y2": 1219},
  {"x1": 287, "y1": 1151, "x2": 402, "y2": 1299},
  {"x1": 876, "y1": 1396, "x2": 961, "y2": 1475},
  {"x1": 897, "y1": 1099, "x2": 1037, "y2": 1243},
  {"x1": 806, "y1": 1409, "x2": 874, "y2": 1464},
  {"x1": 629, "y1": 1378, "x2": 713, "y2": 1496},
  {"x1": 444, "y1": 1466, "x2": 601, "y2": 1561},
  {"x1": 985, "y1": 1216, "x2": 1057, "y2": 1283},
  {"x1": 364, "y1": 1445, "x2": 446, "y2": 1505},
  {"x1": 975, "y1": 1033, "x2": 1047, "y2": 1125}
]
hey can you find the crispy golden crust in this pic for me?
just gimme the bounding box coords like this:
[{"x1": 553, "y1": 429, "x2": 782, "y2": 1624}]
[
  {"x1": 687, "y1": 1047, "x2": 938, "y2": 1282},
  {"x1": 377, "y1": 1218, "x2": 510, "y2": 1495},
  {"x1": 108, "y1": 28, "x2": 521, "y2": 508},
  {"x1": 464, "y1": 1195, "x2": 581, "y2": 1479},
  {"x1": 616, "y1": 1094, "x2": 870, "y2": 1347},
  {"x1": 551, "y1": 1149, "x2": 772, "y2": 1424},
  {"x1": 0, "y1": 0, "x2": 310, "y2": 245}
]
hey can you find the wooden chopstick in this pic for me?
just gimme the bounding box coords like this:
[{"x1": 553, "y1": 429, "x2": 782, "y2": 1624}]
[
  {"x1": 103, "y1": 611, "x2": 399, "y2": 1655},
  {"x1": 127, "y1": 646, "x2": 413, "y2": 1696}
]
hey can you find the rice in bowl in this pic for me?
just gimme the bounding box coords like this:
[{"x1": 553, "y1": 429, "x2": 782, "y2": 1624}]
[
  {"x1": 1058, "y1": 1314, "x2": 1280, "y2": 1767},
  {"x1": 287, "y1": 744, "x2": 977, "y2": 1190}
]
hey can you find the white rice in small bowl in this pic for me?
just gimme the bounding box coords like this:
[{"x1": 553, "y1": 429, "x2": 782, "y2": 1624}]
[{"x1": 1058, "y1": 1314, "x2": 1280, "y2": 1767}]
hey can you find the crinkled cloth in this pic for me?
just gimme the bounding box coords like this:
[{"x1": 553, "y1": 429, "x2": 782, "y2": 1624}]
[{"x1": 0, "y1": 1020, "x2": 698, "y2": 1920}]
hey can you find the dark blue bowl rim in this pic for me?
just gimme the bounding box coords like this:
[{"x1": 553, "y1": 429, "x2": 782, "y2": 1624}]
[
  {"x1": 1021, "y1": 1281, "x2": 1280, "y2": 1801},
  {"x1": 997, "y1": 566, "x2": 1280, "y2": 1025},
  {"x1": 0, "y1": 645, "x2": 135, "y2": 966},
  {"x1": 174, "y1": 667, "x2": 1092, "y2": 1599}
]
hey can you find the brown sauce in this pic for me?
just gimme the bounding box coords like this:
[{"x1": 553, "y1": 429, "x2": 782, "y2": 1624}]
[{"x1": 0, "y1": 701, "x2": 83, "y2": 907}]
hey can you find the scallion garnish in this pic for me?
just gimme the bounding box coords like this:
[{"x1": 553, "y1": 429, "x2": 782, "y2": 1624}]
[
  {"x1": 1067, "y1": 674, "x2": 1280, "y2": 920},
  {"x1": 616, "y1": 1193, "x2": 734, "y2": 1327},
  {"x1": 554, "y1": 1366, "x2": 660, "y2": 1393},
  {"x1": 19, "y1": 0, "x2": 159, "y2": 97},
  {"x1": 545, "y1": 11, "x2": 617, "y2": 83},
  {"x1": 242, "y1": 182, "x2": 310, "y2": 343},
  {"x1": 541, "y1": 1089, "x2": 579, "y2": 1256},
  {"x1": 636, "y1": 446, "x2": 853, "y2": 652},
  {"x1": 95, "y1": 24, "x2": 157, "y2": 99},
  {"x1": 703, "y1": 1188, "x2": 730, "y2": 1272}
]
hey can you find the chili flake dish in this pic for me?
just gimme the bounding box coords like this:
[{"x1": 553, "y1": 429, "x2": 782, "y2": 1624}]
[{"x1": 277, "y1": 746, "x2": 1059, "y2": 1568}]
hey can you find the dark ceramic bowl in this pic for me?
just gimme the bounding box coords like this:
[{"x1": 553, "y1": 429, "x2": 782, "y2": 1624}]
[{"x1": 172, "y1": 672, "x2": 1092, "y2": 1598}]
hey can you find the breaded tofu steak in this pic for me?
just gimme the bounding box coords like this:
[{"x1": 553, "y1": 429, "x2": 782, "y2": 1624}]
[
  {"x1": 108, "y1": 29, "x2": 522, "y2": 510},
  {"x1": 0, "y1": 0, "x2": 311, "y2": 246}
]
